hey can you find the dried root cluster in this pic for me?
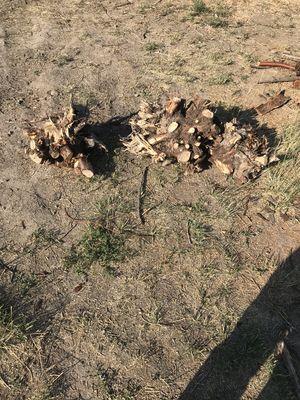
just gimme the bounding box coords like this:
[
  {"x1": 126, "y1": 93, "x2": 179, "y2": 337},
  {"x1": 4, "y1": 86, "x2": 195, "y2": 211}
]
[
  {"x1": 25, "y1": 104, "x2": 106, "y2": 178},
  {"x1": 125, "y1": 96, "x2": 275, "y2": 182}
]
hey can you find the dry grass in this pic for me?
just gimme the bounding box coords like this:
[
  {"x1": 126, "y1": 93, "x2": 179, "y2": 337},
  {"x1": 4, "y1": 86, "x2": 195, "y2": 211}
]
[
  {"x1": 0, "y1": 0, "x2": 299, "y2": 399},
  {"x1": 262, "y1": 122, "x2": 300, "y2": 210}
]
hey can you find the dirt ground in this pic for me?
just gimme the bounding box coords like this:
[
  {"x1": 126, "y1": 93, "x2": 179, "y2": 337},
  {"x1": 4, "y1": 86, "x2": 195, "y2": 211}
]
[{"x1": 0, "y1": 0, "x2": 300, "y2": 399}]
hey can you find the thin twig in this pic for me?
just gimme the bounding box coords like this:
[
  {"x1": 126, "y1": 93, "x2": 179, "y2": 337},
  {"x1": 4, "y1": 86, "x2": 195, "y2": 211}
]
[
  {"x1": 138, "y1": 166, "x2": 149, "y2": 224},
  {"x1": 187, "y1": 220, "x2": 193, "y2": 245},
  {"x1": 258, "y1": 77, "x2": 298, "y2": 84},
  {"x1": 282, "y1": 53, "x2": 300, "y2": 62}
]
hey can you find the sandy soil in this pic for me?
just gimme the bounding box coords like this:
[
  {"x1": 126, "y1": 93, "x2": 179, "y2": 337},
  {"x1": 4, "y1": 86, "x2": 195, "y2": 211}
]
[{"x1": 0, "y1": 1, "x2": 299, "y2": 399}]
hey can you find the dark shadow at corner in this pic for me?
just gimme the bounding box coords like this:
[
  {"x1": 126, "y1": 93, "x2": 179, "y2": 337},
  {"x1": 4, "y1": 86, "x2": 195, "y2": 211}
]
[{"x1": 178, "y1": 248, "x2": 300, "y2": 400}]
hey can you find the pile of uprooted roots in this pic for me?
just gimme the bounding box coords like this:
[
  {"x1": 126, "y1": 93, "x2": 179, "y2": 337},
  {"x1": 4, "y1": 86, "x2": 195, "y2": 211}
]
[
  {"x1": 124, "y1": 96, "x2": 276, "y2": 183},
  {"x1": 25, "y1": 96, "x2": 276, "y2": 183},
  {"x1": 25, "y1": 103, "x2": 106, "y2": 178}
]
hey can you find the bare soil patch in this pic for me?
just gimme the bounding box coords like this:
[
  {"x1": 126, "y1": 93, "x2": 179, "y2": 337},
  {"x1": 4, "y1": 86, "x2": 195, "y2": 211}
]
[{"x1": 0, "y1": 1, "x2": 299, "y2": 399}]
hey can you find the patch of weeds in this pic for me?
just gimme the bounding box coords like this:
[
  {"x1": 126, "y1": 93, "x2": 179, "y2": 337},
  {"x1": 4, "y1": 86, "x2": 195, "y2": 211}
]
[
  {"x1": 209, "y1": 73, "x2": 233, "y2": 85},
  {"x1": 173, "y1": 55, "x2": 186, "y2": 68},
  {"x1": 16, "y1": 227, "x2": 62, "y2": 259},
  {"x1": 189, "y1": 220, "x2": 212, "y2": 246},
  {"x1": 191, "y1": 198, "x2": 209, "y2": 216},
  {"x1": 64, "y1": 224, "x2": 124, "y2": 275},
  {"x1": 55, "y1": 55, "x2": 74, "y2": 67},
  {"x1": 139, "y1": 4, "x2": 153, "y2": 14},
  {"x1": 15, "y1": 272, "x2": 38, "y2": 295},
  {"x1": 185, "y1": 74, "x2": 198, "y2": 83},
  {"x1": 191, "y1": 0, "x2": 209, "y2": 16},
  {"x1": 31, "y1": 227, "x2": 61, "y2": 247},
  {"x1": 145, "y1": 42, "x2": 162, "y2": 52},
  {"x1": 252, "y1": 254, "x2": 278, "y2": 275},
  {"x1": 0, "y1": 306, "x2": 31, "y2": 350},
  {"x1": 207, "y1": 2, "x2": 231, "y2": 28},
  {"x1": 210, "y1": 183, "x2": 247, "y2": 218},
  {"x1": 207, "y1": 15, "x2": 228, "y2": 28},
  {"x1": 222, "y1": 239, "x2": 242, "y2": 272},
  {"x1": 241, "y1": 75, "x2": 249, "y2": 81},
  {"x1": 161, "y1": 4, "x2": 175, "y2": 17},
  {"x1": 263, "y1": 123, "x2": 300, "y2": 211},
  {"x1": 244, "y1": 53, "x2": 258, "y2": 64}
]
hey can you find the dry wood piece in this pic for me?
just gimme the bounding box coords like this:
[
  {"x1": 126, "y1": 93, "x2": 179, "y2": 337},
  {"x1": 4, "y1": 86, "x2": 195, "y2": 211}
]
[
  {"x1": 258, "y1": 76, "x2": 297, "y2": 84},
  {"x1": 211, "y1": 119, "x2": 271, "y2": 183},
  {"x1": 293, "y1": 80, "x2": 300, "y2": 89},
  {"x1": 124, "y1": 96, "x2": 274, "y2": 183},
  {"x1": 124, "y1": 96, "x2": 220, "y2": 173},
  {"x1": 255, "y1": 91, "x2": 291, "y2": 115},
  {"x1": 24, "y1": 102, "x2": 106, "y2": 178}
]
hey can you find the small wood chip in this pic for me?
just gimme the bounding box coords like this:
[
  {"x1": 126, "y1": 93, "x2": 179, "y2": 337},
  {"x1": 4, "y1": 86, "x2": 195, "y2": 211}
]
[
  {"x1": 29, "y1": 140, "x2": 36, "y2": 150},
  {"x1": 168, "y1": 121, "x2": 179, "y2": 133},
  {"x1": 177, "y1": 150, "x2": 191, "y2": 163},
  {"x1": 293, "y1": 79, "x2": 300, "y2": 89},
  {"x1": 202, "y1": 109, "x2": 214, "y2": 119},
  {"x1": 60, "y1": 145, "x2": 73, "y2": 162},
  {"x1": 255, "y1": 155, "x2": 268, "y2": 166},
  {"x1": 166, "y1": 97, "x2": 182, "y2": 115},
  {"x1": 29, "y1": 152, "x2": 43, "y2": 164}
]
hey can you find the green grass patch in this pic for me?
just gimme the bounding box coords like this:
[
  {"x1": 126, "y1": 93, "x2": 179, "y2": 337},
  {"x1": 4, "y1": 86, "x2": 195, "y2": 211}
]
[
  {"x1": 64, "y1": 224, "x2": 124, "y2": 275},
  {"x1": 0, "y1": 306, "x2": 31, "y2": 351},
  {"x1": 188, "y1": 220, "x2": 212, "y2": 246},
  {"x1": 191, "y1": 0, "x2": 209, "y2": 15},
  {"x1": 209, "y1": 73, "x2": 233, "y2": 85},
  {"x1": 145, "y1": 42, "x2": 162, "y2": 52}
]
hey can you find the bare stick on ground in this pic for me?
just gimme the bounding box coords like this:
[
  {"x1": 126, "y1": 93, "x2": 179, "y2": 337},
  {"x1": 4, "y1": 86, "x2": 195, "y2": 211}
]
[{"x1": 138, "y1": 166, "x2": 149, "y2": 224}]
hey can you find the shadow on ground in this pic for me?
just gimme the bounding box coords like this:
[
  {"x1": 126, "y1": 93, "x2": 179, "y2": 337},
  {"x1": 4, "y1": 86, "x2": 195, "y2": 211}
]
[
  {"x1": 83, "y1": 112, "x2": 134, "y2": 177},
  {"x1": 178, "y1": 248, "x2": 300, "y2": 400}
]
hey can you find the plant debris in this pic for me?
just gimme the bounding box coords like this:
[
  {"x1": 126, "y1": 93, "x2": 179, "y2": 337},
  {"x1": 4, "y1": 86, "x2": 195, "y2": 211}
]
[
  {"x1": 253, "y1": 55, "x2": 300, "y2": 86},
  {"x1": 255, "y1": 90, "x2": 291, "y2": 115},
  {"x1": 124, "y1": 96, "x2": 275, "y2": 183},
  {"x1": 24, "y1": 102, "x2": 107, "y2": 178}
]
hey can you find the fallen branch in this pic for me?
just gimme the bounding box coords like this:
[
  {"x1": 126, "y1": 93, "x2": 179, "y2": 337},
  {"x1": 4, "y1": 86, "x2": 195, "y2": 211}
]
[
  {"x1": 258, "y1": 76, "x2": 298, "y2": 84},
  {"x1": 255, "y1": 91, "x2": 291, "y2": 115},
  {"x1": 258, "y1": 61, "x2": 295, "y2": 70},
  {"x1": 282, "y1": 53, "x2": 300, "y2": 62}
]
